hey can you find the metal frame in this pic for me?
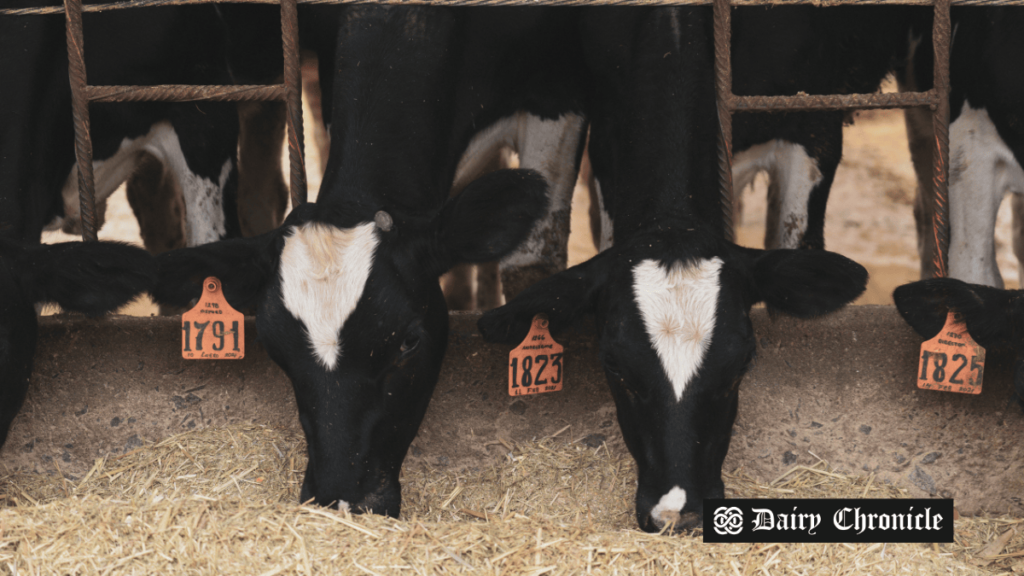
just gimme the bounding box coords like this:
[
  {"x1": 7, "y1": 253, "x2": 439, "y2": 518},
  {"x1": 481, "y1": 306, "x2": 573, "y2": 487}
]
[
  {"x1": 0, "y1": 0, "x2": 982, "y2": 277},
  {"x1": 22, "y1": 0, "x2": 306, "y2": 242}
]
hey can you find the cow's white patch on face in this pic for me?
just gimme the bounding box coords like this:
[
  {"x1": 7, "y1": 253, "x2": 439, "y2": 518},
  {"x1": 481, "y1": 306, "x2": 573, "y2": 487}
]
[
  {"x1": 594, "y1": 177, "x2": 614, "y2": 252},
  {"x1": 733, "y1": 139, "x2": 822, "y2": 249},
  {"x1": 633, "y1": 258, "x2": 723, "y2": 402},
  {"x1": 947, "y1": 101, "x2": 1024, "y2": 288},
  {"x1": 279, "y1": 222, "x2": 379, "y2": 370},
  {"x1": 337, "y1": 499, "x2": 350, "y2": 512},
  {"x1": 651, "y1": 486, "x2": 687, "y2": 528},
  {"x1": 58, "y1": 121, "x2": 228, "y2": 246}
]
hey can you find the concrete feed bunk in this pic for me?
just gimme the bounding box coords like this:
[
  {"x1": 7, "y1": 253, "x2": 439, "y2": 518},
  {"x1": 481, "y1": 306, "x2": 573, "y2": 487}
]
[{"x1": 4, "y1": 307, "x2": 1021, "y2": 517}]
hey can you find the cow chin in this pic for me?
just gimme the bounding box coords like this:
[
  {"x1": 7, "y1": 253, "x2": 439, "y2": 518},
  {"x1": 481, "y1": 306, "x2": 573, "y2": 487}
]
[{"x1": 635, "y1": 481, "x2": 722, "y2": 533}]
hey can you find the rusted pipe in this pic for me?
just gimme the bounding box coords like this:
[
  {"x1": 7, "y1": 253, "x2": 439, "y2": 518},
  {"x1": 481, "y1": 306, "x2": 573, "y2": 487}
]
[
  {"x1": 729, "y1": 91, "x2": 938, "y2": 112},
  {"x1": 281, "y1": 0, "x2": 307, "y2": 208},
  {"x1": 86, "y1": 84, "x2": 287, "y2": 103},
  {"x1": 929, "y1": 0, "x2": 952, "y2": 278},
  {"x1": 64, "y1": 0, "x2": 98, "y2": 242},
  {"x1": 714, "y1": 0, "x2": 735, "y2": 242}
]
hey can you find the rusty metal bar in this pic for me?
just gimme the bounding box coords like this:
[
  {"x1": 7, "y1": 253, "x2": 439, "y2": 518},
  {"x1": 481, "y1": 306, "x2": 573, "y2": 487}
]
[
  {"x1": 5, "y1": 0, "x2": 1024, "y2": 16},
  {"x1": 86, "y1": 84, "x2": 287, "y2": 102},
  {"x1": 64, "y1": 0, "x2": 99, "y2": 242},
  {"x1": 930, "y1": 0, "x2": 952, "y2": 278},
  {"x1": 714, "y1": 0, "x2": 734, "y2": 242},
  {"x1": 282, "y1": 0, "x2": 307, "y2": 208},
  {"x1": 729, "y1": 91, "x2": 938, "y2": 112},
  {"x1": 55, "y1": 0, "x2": 305, "y2": 240}
]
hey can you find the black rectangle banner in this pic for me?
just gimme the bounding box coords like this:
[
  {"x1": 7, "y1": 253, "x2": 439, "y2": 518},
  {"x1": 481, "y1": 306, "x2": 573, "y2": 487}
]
[{"x1": 703, "y1": 499, "x2": 954, "y2": 543}]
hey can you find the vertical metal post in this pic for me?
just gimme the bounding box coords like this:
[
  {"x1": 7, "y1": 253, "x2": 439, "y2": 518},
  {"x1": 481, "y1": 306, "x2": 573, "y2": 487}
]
[
  {"x1": 64, "y1": 0, "x2": 98, "y2": 241},
  {"x1": 281, "y1": 0, "x2": 307, "y2": 208},
  {"x1": 714, "y1": 0, "x2": 735, "y2": 243},
  {"x1": 930, "y1": 0, "x2": 952, "y2": 278}
]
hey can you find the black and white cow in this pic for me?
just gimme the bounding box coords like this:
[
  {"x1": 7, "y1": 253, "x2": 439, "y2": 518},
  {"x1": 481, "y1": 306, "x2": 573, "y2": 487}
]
[
  {"x1": 480, "y1": 7, "x2": 869, "y2": 532},
  {"x1": 902, "y1": 8, "x2": 1024, "y2": 288},
  {"x1": 153, "y1": 6, "x2": 590, "y2": 516},
  {"x1": 0, "y1": 240, "x2": 155, "y2": 449},
  {"x1": 586, "y1": 6, "x2": 921, "y2": 255},
  {"x1": 0, "y1": 3, "x2": 286, "y2": 251},
  {"x1": 894, "y1": 278, "x2": 1024, "y2": 409}
]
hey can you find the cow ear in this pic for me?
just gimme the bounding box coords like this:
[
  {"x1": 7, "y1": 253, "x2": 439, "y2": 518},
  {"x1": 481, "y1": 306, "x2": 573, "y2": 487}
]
[
  {"x1": 432, "y1": 169, "x2": 549, "y2": 273},
  {"x1": 153, "y1": 231, "x2": 281, "y2": 311},
  {"x1": 478, "y1": 252, "x2": 607, "y2": 345},
  {"x1": 745, "y1": 248, "x2": 868, "y2": 318},
  {"x1": 21, "y1": 241, "x2": 155, "y2": 316},
  {"x1": 894, "y1": 278, "x2": 1016, "y2": 347}
]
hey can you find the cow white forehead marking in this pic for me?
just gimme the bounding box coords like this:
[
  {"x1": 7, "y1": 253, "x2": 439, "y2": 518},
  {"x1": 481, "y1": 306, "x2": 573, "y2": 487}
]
[
  {"x1": 633, "y1": 258, "x2": 723, "y2": 402},
  {"x1": 651, "y1": 486, "x2": 687, "y2": 528},
  {"x1": 279, "y1": 222, "x2": 379, "y2": 370}
]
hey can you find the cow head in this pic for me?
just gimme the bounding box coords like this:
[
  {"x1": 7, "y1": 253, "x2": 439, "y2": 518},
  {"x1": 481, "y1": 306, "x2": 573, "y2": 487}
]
[
  {"x1": 479, "y1": 232, "x2": 867, "y2": 532},
  {"x1": 154, "y1": 168, "x2": 548, "y2": 516},
  {"x1": 894, "y1": 277, "x2": 1024, "y2": 409}
]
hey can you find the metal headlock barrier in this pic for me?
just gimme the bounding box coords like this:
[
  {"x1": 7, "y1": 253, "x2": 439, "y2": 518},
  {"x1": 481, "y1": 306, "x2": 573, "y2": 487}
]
[{"x1": 2, "y1": 0, "x2": 1010, "y2": 276}]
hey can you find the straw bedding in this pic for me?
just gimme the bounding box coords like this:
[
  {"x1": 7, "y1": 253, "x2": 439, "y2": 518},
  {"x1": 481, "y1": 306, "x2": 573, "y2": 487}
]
[{"x1": 0, "y1": 424, "x2": 1018, "y2": 575}]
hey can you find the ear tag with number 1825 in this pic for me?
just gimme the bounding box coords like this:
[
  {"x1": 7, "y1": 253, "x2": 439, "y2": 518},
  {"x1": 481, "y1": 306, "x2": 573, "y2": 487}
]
[
  {"x1": 917, "y1": 311, "x2": 983, "y2": 394},
  {"x1": 182, "y1": 277, "x2": 244, "y2": 360},
  {"x1": 508, "y1": 315, "x2": 564, "y2": 396}
]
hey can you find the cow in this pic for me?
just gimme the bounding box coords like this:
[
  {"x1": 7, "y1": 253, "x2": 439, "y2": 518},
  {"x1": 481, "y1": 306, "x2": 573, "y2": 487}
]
[
  {"x1": 152, "y1": 6, "x2": 590, "y2": 517},
  {"x1": 894, "y1": 278, "x2": 1024, "y2": 409},
  {"x1": 1, "y1": 3, "x2": 288, "y2": 254},
  {"x1": 726, "y1": 5, "x2": 924, "y2": 252},
  {"x1": 901, "y1": 8, "x2": 1024, "y2": 289},
  {"x1": 0, "y1": 240, "x2": 155, "y2": 450},
  {"x1": 479, "y1": 7, "x2": 869, "y2": 533}
]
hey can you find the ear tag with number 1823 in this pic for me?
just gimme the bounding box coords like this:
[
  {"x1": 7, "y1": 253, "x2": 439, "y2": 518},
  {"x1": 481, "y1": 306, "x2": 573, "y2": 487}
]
[
  {"x1": 917, "y1": 311, "x2": 983, "y2": 394},
  {"x1": 182, "y1": 277, "x2": 244, "y2": 360},
  {"x1": 508, "y1": 315, "x2": 564, "y2": 396}
]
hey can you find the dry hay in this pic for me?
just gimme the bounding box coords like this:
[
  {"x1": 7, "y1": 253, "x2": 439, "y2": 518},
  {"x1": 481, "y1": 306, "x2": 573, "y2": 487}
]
[{"x1": 0, "y1": 423, "x2": 1016, "y2": 575}]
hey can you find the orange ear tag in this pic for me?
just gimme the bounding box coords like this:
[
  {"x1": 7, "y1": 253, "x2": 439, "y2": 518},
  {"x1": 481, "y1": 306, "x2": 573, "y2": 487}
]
[
  {"x1": 181, "y1": 277, "x2": 244, "y2": 360},
  {"x1": 916, "y1": 311, "x2": 984, "y2": 394},
  {"x1": 508, "y1": 314, "x2": 564, "y2": 397}
]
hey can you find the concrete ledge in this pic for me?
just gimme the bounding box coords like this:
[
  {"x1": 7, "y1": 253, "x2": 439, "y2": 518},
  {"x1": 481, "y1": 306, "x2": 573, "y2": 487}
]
[{"x1": 5, "y1": 306, "x2": 1021, "y2": 515}]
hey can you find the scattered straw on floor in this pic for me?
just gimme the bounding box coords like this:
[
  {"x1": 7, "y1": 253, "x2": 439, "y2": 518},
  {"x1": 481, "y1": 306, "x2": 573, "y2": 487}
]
[{"x1": 0, "y1": 423, "x2": 1015, "y2": 575}]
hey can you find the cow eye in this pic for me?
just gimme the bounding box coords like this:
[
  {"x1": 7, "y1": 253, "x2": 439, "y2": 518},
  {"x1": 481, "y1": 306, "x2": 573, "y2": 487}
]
[
  {"x1": 603, "y1": 353, "x2": 622, "y2": 376},
  {"x1": 400, "y1": 334, "x2": 420, "y2": 354}
]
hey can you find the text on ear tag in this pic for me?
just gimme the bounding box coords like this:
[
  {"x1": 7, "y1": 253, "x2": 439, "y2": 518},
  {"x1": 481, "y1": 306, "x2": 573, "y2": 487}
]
[
  {"x1": 182, "y1": 277, "x2": 244, "y2": 360},
  {"x1": 508, "y1": 314, "x2": 564, "y2": 397},
  {"x1": 917, "y1": 311, "x2": 983, "y2": 394}
]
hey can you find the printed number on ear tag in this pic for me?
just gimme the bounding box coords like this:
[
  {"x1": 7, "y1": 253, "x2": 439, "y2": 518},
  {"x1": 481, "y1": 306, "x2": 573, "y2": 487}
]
[
  {"x1": 182, "y1": 277, "x2": 244, "y2": 360},
  {"x1": 917, "y1": 311, "x2": 983, "y2": 394},
  {"x1": 508, "y1": 315, "x2": 564, "y2": 397}
]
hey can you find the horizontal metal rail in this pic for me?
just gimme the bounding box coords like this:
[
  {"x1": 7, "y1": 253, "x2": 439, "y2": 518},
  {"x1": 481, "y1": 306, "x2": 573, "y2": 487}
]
[
  {"x1": 53, "y1": 0, "x2": 306, "y2": 242},
  {"x1": 0, "y1": 0, "x2": 980, "y2": 279},
  {"x1": 2, "y1": 0, "x2": 1023, "y2": 15},
  {"x1": 86, "y1": 84, "x2": 288, "y2": 103}
]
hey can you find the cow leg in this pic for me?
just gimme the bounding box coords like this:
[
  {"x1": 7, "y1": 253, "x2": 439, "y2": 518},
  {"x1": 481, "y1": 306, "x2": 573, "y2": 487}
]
[
  {"x1": 947, "y1": 103, "x2": 1024, "y2": 288},
  {"x1": 237, "y1": 101, "x2": 288, "y2": 237},
  {"x1": 301, "y1": 51, "x2": 331, "y2": 179},
  {"x1": 126, "y1": 152, "x2": 186, "y2": 255},
  {"x1": 499, "y1": 111, "x2": 587, "y2": 299},
  {"x1": 146, "y1": 104, "x2": 240, "y2": 247},
  {"x1": 733, "y1": 127, "x2": 838, "y2": 250},
  {"x1": 904, "y1": 106, "x2": 936, "y2": 279},
  {"x1": 444, "y1": 121, "x2": 515, "y2": 310},
  {"x1": 1012, "y1": 195, "x2": 1024, "y2": 287}
]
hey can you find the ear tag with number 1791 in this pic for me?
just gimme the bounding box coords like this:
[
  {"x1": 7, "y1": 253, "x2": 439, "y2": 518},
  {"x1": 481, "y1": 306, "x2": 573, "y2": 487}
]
[
  {"x1": 917, "y1": 311, "x2": 983, "y2": 394},
  {"x1": 182, "y1": 277, "x2": 244, "y2": 360},
  {"x1": 508, "y1": 315, "x2": 564, "y2": 396}
]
